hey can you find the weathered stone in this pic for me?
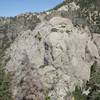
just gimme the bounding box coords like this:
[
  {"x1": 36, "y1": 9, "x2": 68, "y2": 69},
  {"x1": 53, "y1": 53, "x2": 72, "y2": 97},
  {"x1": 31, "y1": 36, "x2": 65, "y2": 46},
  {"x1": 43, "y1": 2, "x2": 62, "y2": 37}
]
[
  {"x1": 0, "y1": 1, "x2": 100, "y2": 100},
  {"x1": 4, "y1": 15, "x2": 100, "y2": 100}
]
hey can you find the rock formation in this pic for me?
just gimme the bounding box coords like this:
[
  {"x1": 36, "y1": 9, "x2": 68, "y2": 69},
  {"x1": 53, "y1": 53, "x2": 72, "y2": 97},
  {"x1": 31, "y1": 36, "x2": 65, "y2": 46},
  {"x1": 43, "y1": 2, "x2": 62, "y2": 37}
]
[{"x1": 0, "y1": 1, "x2": 100, "y2": 100}]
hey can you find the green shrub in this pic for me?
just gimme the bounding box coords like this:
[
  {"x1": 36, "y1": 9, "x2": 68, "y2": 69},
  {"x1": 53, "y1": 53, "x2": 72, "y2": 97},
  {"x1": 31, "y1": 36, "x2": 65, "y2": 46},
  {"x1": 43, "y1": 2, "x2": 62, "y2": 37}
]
[
  {"x1": 72, "y1": 86, "x2": 87, "y2": 100},
  {"x1": 45, "y1": 96, "x2": 50, "y2": 100},
  {"x1": 0, "y1": 36, "x2": 12, "y2": 100},
  {"x1": 0, "y1": 64, "x2": 12, "y2": 100}
]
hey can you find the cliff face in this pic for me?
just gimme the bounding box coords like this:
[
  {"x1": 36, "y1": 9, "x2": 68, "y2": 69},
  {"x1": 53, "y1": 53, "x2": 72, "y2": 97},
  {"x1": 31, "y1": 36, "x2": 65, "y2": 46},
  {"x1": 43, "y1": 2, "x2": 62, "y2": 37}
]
[{"x1": 0, "y1": 1, "x2": 100, "y2": 100}]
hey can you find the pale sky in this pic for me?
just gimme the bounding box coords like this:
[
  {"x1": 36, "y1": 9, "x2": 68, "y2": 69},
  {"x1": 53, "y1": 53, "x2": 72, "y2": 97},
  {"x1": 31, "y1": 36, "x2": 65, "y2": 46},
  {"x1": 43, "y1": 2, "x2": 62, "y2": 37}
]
[{"x1": 0, "y1": 0, "x2": 64, "y2": 17}]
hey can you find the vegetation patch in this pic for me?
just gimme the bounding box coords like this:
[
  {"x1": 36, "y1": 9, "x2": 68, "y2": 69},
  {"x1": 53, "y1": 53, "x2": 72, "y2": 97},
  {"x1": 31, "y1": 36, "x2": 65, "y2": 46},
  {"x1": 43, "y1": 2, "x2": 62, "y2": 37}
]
[
  {"x1": 51, "y1": 28, "x2": 58, "y2": 32},
  {"x1": 0, "y1": 36, "x2": 12, "y2": 100},
  {"x1": 0, "y1": 52, "x2": 12, "y2": 100},
  {"x1": 0, "y1": 64, "x2": 12, "y2": 100},
  {"x1": 72, "y1": 86, "x2": 87, "y2": 100},
  {"x1": 72, "y1": 61, "x2": 100, "y2": 100}
]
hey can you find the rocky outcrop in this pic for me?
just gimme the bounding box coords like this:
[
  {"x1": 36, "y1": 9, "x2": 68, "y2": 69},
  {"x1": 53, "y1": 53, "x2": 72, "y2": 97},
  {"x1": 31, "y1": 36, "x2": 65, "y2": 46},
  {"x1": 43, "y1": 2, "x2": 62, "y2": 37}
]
[
  {"x1": 0, "y1": 13, "x2": 40, "y2": 54},
  {"x1": 4, "y1": 14, "x2": 100, "y2": 100},
  {"x1": 0, "y1": 1, "x2": 100, "y2": 100}
]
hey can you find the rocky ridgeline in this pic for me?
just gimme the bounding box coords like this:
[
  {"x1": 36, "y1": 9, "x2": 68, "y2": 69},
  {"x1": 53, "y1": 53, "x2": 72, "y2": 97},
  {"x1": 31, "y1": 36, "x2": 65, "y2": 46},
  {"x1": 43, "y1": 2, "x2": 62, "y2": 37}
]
[
  {"x1": 0, "y1": 1, "x2": 100, "y2": 100},
  {"x1": 0, "y1": 13, "x2": 40, "y2": 54}
]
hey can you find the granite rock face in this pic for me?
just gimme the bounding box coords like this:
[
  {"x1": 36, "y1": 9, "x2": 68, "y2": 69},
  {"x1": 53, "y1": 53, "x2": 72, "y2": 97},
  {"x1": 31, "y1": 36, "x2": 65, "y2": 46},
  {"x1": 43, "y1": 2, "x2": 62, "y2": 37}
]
[
  {"x1": 0, "y1": 1, "x2": 100, "y2": 100},
  {"x1": 5, "y1": 15, "x2": 100, "y2": 100}
]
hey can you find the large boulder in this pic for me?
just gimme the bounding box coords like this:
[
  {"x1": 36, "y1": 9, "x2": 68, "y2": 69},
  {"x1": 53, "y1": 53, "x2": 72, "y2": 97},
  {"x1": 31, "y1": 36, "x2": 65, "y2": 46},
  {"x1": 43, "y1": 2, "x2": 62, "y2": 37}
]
[{"x1": 5, "y1": 16, "x2": 100, "y2": 100}]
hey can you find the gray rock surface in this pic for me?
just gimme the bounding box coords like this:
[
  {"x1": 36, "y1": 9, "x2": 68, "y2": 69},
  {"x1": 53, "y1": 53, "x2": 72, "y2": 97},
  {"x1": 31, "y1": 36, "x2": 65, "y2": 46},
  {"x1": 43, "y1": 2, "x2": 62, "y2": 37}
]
[
  {"x1": 0, "y1": 1, "x2": 100, "y2": 100},
  {"x1": 4, "y1": 15, "x2": 100, "y2": 100}
]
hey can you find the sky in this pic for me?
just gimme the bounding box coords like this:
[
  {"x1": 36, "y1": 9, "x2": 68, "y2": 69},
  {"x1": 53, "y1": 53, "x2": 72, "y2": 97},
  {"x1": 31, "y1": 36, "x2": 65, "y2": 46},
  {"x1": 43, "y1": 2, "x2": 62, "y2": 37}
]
[{"x1": 0, "y1": 0, "x2": 64, "y2": 17}]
